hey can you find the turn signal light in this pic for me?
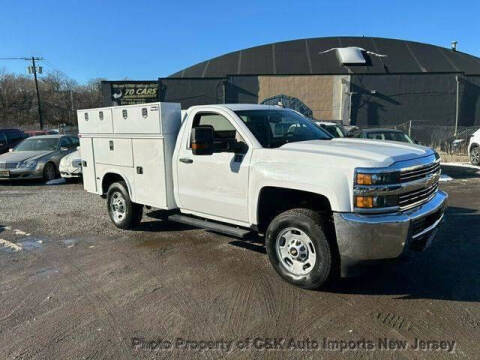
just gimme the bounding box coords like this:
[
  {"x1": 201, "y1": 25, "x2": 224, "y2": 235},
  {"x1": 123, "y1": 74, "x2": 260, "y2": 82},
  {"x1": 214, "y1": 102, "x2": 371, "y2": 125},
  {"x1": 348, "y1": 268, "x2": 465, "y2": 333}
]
[
  {"x1": 356, "y1": 196, "x2": 374, "y2": 208},
  {"x1": 356, "y1": 173, "x2": 372, "y2": 185}
]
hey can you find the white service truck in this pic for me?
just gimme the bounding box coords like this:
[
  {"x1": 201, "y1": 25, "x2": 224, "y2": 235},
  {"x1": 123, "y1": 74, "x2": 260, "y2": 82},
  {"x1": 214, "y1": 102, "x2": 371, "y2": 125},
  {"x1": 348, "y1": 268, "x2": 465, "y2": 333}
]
[{"x1": 78, "y1": 102, "x2": 447, "y2": 289}]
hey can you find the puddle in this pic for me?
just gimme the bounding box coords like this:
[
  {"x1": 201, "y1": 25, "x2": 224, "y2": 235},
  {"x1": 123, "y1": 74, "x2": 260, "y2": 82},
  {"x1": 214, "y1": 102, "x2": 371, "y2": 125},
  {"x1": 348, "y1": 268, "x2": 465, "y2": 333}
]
[
  {"x1": 137, "y1": 239, "x2": 174, "y2": 254},
  {"x1": 18, "y1": 238, "x2": 45, "y2": 250},
  {"x1": 46, "y1": 178, "x2": 66, "y2": 185},
  {"x1": 63, "y1": 239, "x2": 78, "y2": 247},
  {"x1": 32, "y1": 267, "x2": 59, "y2": 279}
]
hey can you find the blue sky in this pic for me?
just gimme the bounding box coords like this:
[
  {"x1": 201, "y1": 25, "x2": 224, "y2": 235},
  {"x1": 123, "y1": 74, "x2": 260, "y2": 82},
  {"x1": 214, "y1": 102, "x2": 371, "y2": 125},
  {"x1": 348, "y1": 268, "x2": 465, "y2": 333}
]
[{"x1": 1, "y1": 0, "x2": 479, "y2": 83}]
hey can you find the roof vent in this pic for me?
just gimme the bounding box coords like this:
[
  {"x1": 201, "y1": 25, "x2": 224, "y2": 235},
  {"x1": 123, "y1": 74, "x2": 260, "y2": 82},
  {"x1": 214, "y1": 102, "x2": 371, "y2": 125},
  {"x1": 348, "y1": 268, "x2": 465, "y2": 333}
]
[
  {"x1": 337, "y1": 47, "x2": 367, "y2": 64},
  {"x1": 319, "y1": 47, "x2": 387, "y2": 65}
]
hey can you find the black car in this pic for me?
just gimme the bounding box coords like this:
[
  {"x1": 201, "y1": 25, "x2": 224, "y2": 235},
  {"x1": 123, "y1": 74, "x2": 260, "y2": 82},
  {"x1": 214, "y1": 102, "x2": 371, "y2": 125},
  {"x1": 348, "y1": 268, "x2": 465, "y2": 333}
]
[{"x1": 0, "y1": 129, "x2": 28, "y2": 154}]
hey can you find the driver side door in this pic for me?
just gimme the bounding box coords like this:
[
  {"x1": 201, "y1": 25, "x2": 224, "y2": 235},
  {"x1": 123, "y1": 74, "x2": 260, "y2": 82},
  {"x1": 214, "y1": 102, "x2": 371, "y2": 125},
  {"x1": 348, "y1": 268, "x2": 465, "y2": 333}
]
[{"x1": 176, "y1": 111, "x2": 251, "y2": 224}]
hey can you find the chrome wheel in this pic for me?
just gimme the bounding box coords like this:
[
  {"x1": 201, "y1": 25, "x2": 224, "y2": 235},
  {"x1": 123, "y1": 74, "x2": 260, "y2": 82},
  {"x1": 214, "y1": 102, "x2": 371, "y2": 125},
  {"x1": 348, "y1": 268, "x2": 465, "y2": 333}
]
[
  {"x1": 471, "y1": 148, "x2": 480, "y2": 165},
  {"x1": 276, "y1": 227, "x2": 317, "y2": 277},
  {"x1": 110, "y1": 191, "x2": 126, "y2": 223}
]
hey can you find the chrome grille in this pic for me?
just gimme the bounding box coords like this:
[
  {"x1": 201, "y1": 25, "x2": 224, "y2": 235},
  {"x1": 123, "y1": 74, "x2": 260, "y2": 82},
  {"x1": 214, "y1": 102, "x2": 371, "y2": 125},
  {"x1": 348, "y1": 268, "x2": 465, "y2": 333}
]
[
  {"x1": 0, "y1": 162, "x2": 17, "y2": 169},
  {"x1": 400, "y1": 162, "x2": 440, "y2": 183},
  {"x1": 399, "y1": 182, "x2": 438, "y2": 210}
]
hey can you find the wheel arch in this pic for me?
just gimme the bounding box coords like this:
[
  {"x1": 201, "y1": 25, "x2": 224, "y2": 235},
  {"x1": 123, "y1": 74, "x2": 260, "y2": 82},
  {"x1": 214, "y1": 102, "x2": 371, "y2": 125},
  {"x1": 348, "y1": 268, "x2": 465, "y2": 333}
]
[
  {"x1": 101, "y1": 172, "x2": 132, "y2": 196},
  {"x1": 255, "y1": 186, "x2": 333, "y2": 233}
]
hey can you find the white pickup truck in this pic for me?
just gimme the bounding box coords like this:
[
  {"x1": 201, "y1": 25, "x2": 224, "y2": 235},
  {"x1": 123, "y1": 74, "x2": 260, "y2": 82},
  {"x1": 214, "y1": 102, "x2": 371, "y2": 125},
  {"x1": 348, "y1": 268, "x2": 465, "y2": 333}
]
[{"x1": 78, "y1": 102, "x2": 447, "y2": 289}]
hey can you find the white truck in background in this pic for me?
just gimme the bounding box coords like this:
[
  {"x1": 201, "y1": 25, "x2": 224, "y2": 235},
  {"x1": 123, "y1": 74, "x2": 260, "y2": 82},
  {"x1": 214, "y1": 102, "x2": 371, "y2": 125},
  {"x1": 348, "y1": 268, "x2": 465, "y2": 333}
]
[{"x1": 78, "y1": 102, "x2": 447, "y2": 289}]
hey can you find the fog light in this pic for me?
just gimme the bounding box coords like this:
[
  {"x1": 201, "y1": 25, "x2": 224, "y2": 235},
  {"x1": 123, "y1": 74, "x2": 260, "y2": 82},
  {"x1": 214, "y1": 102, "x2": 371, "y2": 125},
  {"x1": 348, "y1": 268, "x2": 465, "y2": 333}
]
[{"x1": 356, "y1": 196, "x2": 373, "y2": 208}]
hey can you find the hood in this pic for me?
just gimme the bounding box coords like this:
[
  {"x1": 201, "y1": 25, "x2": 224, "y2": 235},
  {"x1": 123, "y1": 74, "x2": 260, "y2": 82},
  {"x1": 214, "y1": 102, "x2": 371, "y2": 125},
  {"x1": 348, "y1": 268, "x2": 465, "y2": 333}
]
[
  {"x1": 279, "y1": 138, "x2": 433, "y2": 167},
  {"x1": 60, "y1": 150, "x2": 80, "y2": 163},
  {"x1": 0, "y1": 150, "x2": 54, "y2": 164}
]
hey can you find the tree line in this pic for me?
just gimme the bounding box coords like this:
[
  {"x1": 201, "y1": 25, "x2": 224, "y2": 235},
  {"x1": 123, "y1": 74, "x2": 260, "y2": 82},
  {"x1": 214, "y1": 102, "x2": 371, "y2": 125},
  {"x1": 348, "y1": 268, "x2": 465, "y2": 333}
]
[{"x1": 0, "y1": 69, "x2": 104, "y2": 130}]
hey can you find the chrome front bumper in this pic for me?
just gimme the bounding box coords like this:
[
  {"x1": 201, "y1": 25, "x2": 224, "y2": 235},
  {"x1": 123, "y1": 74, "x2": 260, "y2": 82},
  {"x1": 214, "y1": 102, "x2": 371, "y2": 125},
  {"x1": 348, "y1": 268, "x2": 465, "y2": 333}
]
[{"x1": 333, "y1": 190, "x2": 448, "y2": 275}]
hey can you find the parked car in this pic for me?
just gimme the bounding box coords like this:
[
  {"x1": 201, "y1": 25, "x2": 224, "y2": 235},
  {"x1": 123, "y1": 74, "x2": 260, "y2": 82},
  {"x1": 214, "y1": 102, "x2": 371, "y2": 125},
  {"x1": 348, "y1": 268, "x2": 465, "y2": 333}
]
[
  {"x1": 353, "y1": 128, "x2": 415, "y2": 144},
  {"x1": 314, "y1": 121, "x2": 346, "y2": 138},
  {"x1": 0, "y1": 129, "x2": 28, "y2": 154},
  {"x1": 24, "y1": 130, "x2": 48, "y2": 137},
  {"x1": 468, "y1": 128, "x2": 480, "y2": 165},
  {"x1": 60, "y1": 149, "x2": 82, "y2": 179},
  {"x1": 0, "y1": 135, "x2": 79, "y2": 181}
]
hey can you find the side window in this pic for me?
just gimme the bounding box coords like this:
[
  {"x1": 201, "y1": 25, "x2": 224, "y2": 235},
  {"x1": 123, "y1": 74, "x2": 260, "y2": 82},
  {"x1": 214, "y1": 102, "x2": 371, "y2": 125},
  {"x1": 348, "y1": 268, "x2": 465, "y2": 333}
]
[
  {"x1": 60, "y1": 137, "x2": 72, "y2": 149},
  {"x1": 191, "y1": 113, "x2": 246, "y2": 153},
  {"x1": 70, "y1": 137, "x2": 79, "y2": 147}
]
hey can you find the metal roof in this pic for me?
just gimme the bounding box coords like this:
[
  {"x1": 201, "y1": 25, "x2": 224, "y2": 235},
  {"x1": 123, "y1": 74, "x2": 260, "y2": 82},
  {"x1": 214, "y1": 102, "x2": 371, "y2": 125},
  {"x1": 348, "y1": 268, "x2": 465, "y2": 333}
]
[{"x1": 169, "y1": 37, "x2": 480, "y2": 78}]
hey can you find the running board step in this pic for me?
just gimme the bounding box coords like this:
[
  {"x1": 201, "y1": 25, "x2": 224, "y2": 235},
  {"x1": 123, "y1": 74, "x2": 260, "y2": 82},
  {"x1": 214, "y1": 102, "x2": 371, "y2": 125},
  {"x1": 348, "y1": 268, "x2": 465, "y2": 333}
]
[{"x1": 168, "y1": 214, "x2": 252, "y2": 239}]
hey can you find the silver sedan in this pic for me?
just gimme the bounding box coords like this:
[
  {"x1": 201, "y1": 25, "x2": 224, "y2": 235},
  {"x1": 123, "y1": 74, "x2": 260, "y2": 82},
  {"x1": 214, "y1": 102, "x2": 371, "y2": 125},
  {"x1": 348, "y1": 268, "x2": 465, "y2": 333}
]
[{"x1": 0, "y1": 135, "x2": 79, "y2": 181}]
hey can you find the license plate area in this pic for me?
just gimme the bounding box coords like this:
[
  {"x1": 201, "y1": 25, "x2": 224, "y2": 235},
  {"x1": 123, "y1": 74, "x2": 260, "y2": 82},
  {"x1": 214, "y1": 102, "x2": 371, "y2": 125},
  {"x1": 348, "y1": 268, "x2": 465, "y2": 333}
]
[{"x1": 0, "y1": 170, "x2": 10, "y2": 178}]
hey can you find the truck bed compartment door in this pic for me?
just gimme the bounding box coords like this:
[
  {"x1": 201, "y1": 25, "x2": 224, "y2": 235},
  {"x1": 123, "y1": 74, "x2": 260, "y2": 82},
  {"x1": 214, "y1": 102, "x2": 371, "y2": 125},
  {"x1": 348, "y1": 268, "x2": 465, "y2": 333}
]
[
  {"x1": 79, "y1": 137, "x2": 97, "y2": 193},
  {"x1": 132, "y1": 138, "x2": 168, "y2": 208}
]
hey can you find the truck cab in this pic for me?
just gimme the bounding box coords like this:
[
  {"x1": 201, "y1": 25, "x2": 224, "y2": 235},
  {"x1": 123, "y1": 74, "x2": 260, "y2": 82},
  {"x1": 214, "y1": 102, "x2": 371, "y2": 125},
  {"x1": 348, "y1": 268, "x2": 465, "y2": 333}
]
[{"x1": 78, "y1": 102, "x2": 447, "y2": 289}]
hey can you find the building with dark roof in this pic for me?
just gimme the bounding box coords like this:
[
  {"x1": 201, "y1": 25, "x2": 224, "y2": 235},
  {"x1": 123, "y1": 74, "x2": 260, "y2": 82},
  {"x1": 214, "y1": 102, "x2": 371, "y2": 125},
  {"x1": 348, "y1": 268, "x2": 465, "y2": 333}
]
[{"x1": 102, "y1": 37, "x2": 480, "y2": 142}]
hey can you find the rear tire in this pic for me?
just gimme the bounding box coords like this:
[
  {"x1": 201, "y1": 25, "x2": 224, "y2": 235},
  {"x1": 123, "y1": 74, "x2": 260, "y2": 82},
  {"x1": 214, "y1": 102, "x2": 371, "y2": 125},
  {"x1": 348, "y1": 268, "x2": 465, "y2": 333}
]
[
  {"x1": 471, "y1": 147, "x2": 480, "y2": 166},
  {"x1": 107, "y1": 181, "x2": 143, "y2": 229},
  {"x1": 265, "y1": 208, "x2": 334, "y2": 290}
]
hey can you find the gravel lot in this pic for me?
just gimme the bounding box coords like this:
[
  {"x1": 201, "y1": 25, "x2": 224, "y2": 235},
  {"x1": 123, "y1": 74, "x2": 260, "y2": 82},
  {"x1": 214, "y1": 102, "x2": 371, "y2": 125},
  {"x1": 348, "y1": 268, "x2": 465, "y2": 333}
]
[{"x1": 1, "y1": 165, "x2": 479, "y2": 359}]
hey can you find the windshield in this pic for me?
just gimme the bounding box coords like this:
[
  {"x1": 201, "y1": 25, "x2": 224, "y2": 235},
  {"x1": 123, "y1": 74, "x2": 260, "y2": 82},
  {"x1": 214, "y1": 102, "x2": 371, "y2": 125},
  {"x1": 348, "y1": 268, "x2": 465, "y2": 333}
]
[
  {"x1": 235, "y1": 109, "x2": 332, "y2": 148},
  {"x1": 15, "y1": 138, "x2": 59, "y2": 151},
  {"x1": 319, "y1": 124, "x2": 345, "y2": 138},
  {"x1": 366, "y1": 131, "x2": 413, "y2": 143}
]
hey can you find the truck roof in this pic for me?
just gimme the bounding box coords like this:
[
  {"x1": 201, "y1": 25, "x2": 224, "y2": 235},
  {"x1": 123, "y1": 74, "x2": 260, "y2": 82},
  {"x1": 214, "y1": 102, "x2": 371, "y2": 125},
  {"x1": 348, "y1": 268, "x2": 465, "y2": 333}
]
[{"x1": 188, "y1": 103, "x2": 282, "y2": 112}]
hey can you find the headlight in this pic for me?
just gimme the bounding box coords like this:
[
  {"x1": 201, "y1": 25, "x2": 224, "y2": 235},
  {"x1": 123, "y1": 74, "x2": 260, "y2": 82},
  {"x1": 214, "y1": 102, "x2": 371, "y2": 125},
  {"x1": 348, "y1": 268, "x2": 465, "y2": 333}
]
[
  {"x1": 355, "y1": 171, "x2": 400, "y2": 185},
  {"x1": 72, "y1": 159, "x2": 82, "y2": 168},
  {"x1": 354, "y1": 168, "x2": 400, "y2": 211},
  {"x1": 16, "y1": 160, "x2": 38, "y2": 169}
]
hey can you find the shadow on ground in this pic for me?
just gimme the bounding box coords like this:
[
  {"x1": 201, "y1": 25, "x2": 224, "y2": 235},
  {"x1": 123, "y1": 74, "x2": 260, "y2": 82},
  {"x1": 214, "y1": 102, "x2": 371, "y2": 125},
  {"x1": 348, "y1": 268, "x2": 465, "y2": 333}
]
[
  {"x1": 441, "y1": 164, "x2": 480, "y2": 179},
  {"x1": 327, "y1": 206, "x2": 480, "y2": 301},
  {"x1": 228, "y1": 206, "x2": 480, "y2": 302},
  {"x1": 133, "y1": 210, "x2": 196, "y2": 232}
]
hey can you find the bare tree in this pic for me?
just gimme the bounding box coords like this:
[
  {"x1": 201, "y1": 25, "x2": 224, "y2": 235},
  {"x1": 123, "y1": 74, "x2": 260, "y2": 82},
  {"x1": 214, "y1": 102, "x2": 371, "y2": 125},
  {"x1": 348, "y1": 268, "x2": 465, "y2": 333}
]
[{"x1": 0, "y1": 69, "x2": 104, "y2": 129}]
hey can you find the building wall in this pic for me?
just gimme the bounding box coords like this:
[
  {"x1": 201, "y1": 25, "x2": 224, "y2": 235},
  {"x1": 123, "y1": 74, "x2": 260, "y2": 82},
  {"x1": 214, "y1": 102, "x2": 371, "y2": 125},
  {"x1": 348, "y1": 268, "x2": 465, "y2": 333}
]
[
  {"x1": 462, "y1": 75, "x2": 480, "y2": 126},
  {"x1": 257, "y1": 75, "x2": 343, "y2": 120},
  {"x1": 349, "y1": 73, "x2": 458, "y2": 127}
]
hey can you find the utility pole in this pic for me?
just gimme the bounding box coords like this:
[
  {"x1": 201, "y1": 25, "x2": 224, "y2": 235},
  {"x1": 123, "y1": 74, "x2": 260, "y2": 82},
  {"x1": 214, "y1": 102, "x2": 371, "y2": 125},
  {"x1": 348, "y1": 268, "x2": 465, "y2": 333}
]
[
  {"x1": 0, "y1": 56, "x2": 44, "y2": 129},
  {"x1": 29, "y1": 57, "x2": 44, "y2": 129}
]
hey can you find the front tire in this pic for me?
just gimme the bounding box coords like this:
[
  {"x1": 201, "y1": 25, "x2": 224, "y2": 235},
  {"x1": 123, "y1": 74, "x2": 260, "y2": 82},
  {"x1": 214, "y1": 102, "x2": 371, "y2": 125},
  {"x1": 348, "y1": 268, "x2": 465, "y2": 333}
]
[
  {"x1": 107, "y1": 182, "x2": 143, "y2": 229},
  {"x1": 471, "y1": 147, "x2": 480, "y2": 166},
  {"x1": 43, "y1": 162, "x2": 57, "y2": 181},
  {"x1": 265, "y1": 208, "x2": 333, "y2": 289}
]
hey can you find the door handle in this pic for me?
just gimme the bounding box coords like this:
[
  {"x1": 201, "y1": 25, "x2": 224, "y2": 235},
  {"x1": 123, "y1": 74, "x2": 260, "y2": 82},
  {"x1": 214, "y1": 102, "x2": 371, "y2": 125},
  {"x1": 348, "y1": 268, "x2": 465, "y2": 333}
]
[{"x1": 179, "y1": 158, "x2": 193, "y2": 164}]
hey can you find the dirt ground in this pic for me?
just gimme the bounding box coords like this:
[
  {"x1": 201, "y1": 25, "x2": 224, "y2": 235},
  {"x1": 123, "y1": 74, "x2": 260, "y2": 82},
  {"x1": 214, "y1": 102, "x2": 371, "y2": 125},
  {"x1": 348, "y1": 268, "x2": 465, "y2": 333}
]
[{"x1": 0, "y1": 165, "x2": 479, "y2": 359}]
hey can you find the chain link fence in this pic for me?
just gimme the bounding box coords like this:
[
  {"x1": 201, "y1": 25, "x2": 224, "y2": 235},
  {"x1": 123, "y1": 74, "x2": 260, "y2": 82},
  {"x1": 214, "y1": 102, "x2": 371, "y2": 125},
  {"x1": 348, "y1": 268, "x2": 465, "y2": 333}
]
[{"x1": 387, "y1": 121, "x2": 479, "y2": 155}]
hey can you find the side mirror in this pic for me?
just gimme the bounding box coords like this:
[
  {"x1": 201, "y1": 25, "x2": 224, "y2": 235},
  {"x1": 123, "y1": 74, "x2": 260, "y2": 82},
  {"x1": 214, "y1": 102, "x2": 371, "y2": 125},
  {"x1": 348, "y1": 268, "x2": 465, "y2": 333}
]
[
  {"x1": 191, "y1": 126, "x2": 214, "y2": 155},
  {"x1": 233, "y1": 141, "x2": 249, "y2": 154}
]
